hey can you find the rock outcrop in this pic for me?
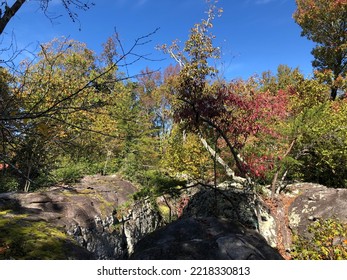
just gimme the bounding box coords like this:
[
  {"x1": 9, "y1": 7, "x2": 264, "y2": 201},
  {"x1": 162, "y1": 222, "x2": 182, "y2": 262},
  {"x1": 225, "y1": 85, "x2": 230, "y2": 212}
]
[
  {"x1": 254, "y1": 182, "x2": 347, "y2": 256},
  {"x1": 181, "y1": 184, "x2": 278, "y2": 248},
  {"x1": 131, "y1": 183, "x2": 283, "y2": 260},
  {"x1": 133, "y1": 181, "x2": 347, "y2": 260},
  {"x1": 0, "y1": 175, "x2": 162, "y2": 259},
  {"x1": 288, "y1": 183, "x2": 347, "y2": 236},
  {"x1": 130, "y1": 217, "x2": 283, "y2": 260},
  {"x1": 182, "y1": 185, "x2": 258, "y2": 229},
  {"x1": 2, "y1": 175, "x2": 345, "y2": 260}
]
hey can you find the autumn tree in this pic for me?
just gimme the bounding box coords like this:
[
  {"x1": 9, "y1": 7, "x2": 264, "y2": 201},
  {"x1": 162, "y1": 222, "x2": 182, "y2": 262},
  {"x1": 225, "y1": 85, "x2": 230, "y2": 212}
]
[
  {"x1": 259, "y1": 64, "x2": 304, "y2": 93},
  {"x1": 161, "y1": 124, "x2": 211, "y2": 180},
  {"x1": 5, "y1": 38, "x2": 100, "y2": 190},
  {"x1": 287, "y1": 100, "x2": 347, "y2": 188},
  {"x1": 14, "y1": 36, "x2": 160, "y2": 186},
  {"x1": 160, "y1": 3, "x2": 290, "y2": 187},
  {"x1": 0, "y1": 67, "x2": 20, "y2": 178},
  {"x1": 135, "y1": 66, "x2": 177, "y2": 147},
  {"x1": 293, "y1": 0, "x2": 347, "y2": 100}
]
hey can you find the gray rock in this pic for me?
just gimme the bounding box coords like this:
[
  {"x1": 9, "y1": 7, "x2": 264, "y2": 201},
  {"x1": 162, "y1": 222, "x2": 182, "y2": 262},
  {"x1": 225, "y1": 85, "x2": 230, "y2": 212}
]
[
  {"x1": 182, "y1": 185, "x2": 278, "y2": 247},
  {"x1": 0, "y1": 175, "x2": 162, "y2": 259},
  {"x1": 130, "y1": 217, "x2": 283, "y2": 260},
  {"x1": 183, "y1": 186, "x2": 258, "y2": 229},
  {"x1": 123, "y1": 199, "x2": 162, "y2": 255},
  {"x1": 257, "y1": 201, "x2": 277, "y2": 248},
  {"x1": 288, "y1": 183, "x2": 347, "y2": 236}
]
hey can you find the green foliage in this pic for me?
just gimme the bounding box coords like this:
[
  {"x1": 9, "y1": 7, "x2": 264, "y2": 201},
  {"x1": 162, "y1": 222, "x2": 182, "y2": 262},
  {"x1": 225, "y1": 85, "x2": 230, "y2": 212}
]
[
  {"x1": 161, "y1": 125, "x2": 211, "y2": 180},
  {"x1": 0, "y1": 175, "x2": 19, "y2": 193},
  {"x1": 255, "y1": 67, "x2": 344, "y2": 189},
  {"x1": 157, "y1": 204, "x2": 171, "y2": 223},
  {"x1": 51, "y1": 157, "x2": 105, "y2": 184},
  {"x1": 287, "y1": 101, "x2": 347, "y2": 187},
  {"x1": 133, "y1": 170, "x2": 186, "y2": 200},
  {"x1": 259, "y1": 64, "x2": 303, "y2": 93},
  {"x1": 294, "y1": 0, "x2": 347, "y2": 99},
  {"x1": 118, "y1": 152, "x2": 143, "y2": 181},
  {"x1": 291, "y1": 218, "x2": 347, "y2": 260},
  {"x1": 288, "y1": 74, "x2": 329, "y2": 113},
  {"x1": 1, "y1": 37, "x2": 164, "y2": 190},
  {"x1": 52, "y1": 163, "x2": 86, "y2": 184}
]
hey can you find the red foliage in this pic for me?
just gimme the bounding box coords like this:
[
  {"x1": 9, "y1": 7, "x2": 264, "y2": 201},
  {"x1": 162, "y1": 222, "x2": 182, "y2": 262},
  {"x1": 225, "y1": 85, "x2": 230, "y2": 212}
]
[
  {"x1": 0, "y1": 163, "x2": 9, "y2": 170},
  {"x1": 177, "y1": 195, "x2": 190, "y2": 218},
  {"x1": 175, "y1": 78, "x2": 290, "y2": 176},
  {"x1": 222, "y1": 87, "x2": 288, "y2": 149},
  {"x1": 243, "y1": 154, "x2": 275, "y2": 179}
]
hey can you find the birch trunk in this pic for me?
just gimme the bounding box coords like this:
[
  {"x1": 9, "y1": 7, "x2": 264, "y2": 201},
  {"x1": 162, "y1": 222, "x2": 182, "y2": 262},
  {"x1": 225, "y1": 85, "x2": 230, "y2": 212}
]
[{"x1": 198, "y1": 134, "x2": 246, "y2": 184}]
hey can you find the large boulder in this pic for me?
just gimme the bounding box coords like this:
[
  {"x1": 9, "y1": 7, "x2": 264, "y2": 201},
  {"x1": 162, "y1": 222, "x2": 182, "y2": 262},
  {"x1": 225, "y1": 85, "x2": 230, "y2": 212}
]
[
  {"x1": 131, "y1": 183, "x2": 282, "y2": 260},
  {"x1": 182, "y1": 184, "x2": 277, "y2": 248},
  {"x1": 182, "y1": 185, "x2": 258, "y2": 229},
  {"x1": 0, "y1": 175, "x2": 162, "y2": 259},
  {"x1": 288, "y1": 183, "x2": 347, "y2": 236},
  {"x1": 130, "y1": 217, "x2": 283, "y2": 260}
]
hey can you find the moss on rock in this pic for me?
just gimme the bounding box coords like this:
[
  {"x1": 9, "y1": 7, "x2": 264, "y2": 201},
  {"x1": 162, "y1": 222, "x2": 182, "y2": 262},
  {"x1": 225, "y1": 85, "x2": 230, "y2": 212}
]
[{"x1": 0, "y1": 210, "x2": 90, "y2": 259}]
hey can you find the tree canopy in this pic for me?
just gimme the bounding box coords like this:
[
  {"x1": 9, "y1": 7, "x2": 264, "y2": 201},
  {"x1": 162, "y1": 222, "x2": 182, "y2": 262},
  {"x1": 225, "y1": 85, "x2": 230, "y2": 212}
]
[
  {"x1": 294, "y1": 0, "x2": 347, "y2": 99},
  {"x1": 0, "y1": 0, "x2": 347, "y2": 195}
]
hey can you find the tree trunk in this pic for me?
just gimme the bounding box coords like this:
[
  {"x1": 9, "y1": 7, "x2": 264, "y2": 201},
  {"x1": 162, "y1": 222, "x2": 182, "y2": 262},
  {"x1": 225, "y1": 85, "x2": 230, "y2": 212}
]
[
  {"x1": 271, "y1": 138, "x2": 296, "y2": 197},
  {"x1": 0, "y1": 0, "x2": 27, "y2": 35},
  {"x1": 198, "y1": 134, "x2": 246, "y2": 184},
  {"x1": 102, "y1": 150, "x2": 112, "y2": 175},
  {"x1": 330, "y1": 87, "x2": 338, "y2": 100},
  {"x1": 24, "y1": 166, "x2": 32, "y2": 192},
  {"x1": 162, "y1": 195, "x2": 172, "y2": 222},
  {"x1": 1, "y1": 129, "x2": 7, "y2": 175}
]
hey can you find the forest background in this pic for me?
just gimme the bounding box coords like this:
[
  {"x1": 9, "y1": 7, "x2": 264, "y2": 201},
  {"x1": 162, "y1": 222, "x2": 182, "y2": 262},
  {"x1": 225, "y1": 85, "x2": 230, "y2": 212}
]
[{"x1": 0, "y1": 0, "x2": 346, "y2": 201}]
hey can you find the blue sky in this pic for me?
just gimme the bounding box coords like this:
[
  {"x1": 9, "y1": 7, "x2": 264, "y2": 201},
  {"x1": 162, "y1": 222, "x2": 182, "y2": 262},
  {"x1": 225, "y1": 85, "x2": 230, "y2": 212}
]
[{"x1": 1, "y1": 0, "x2": 316, "y2": 80}]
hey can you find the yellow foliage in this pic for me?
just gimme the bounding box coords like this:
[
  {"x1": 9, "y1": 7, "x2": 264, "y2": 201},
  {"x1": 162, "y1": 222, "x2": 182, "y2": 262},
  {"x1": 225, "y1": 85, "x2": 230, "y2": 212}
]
[{"x1": 161, "y1": 125, "x2": 211, "y2": 179}]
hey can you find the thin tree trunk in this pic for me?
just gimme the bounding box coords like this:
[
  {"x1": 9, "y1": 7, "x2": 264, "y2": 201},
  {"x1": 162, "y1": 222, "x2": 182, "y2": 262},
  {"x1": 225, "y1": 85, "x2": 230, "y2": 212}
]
[
  {"x1": 1, "y1": 129, "x2": 6, "y2": 175},
  {"x1": 197, "y1": 117, "x2": 247, "y2": 177},
  {"x1": 24, "y1": 166, "x2": 32, "y2": 192},
  {"x1": 0, "y1": 153, "x2": 35, "y2": 186},
  {"x1": 330, "y1": 87, "x2": 338, "y2": 100},
  {"x1": 271, "y1": 138, "x2": 296, "y2": 197},
  {"x1": 198, "y1": 133, "x2": 246, "y2": 184},
  {"x1": 213, "y1": 135, "x2": 218, "y2": 215},
  {"x1": 162, "y1": 195, "x2": 172, "y2": 222},
  {"x1": 102, "y1": 150, "x2": 112, "y2": 175}
]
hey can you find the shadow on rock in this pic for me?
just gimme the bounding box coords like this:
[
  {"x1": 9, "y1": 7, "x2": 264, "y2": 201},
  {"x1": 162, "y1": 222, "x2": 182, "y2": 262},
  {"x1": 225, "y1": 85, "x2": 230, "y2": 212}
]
[{"x1": 130, "y1": 217, "x2": 283, "y2": 260}]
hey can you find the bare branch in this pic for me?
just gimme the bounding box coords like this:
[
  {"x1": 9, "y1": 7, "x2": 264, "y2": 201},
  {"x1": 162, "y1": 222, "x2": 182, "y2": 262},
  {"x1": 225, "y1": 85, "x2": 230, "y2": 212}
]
[{"x1": 0, "y1": 29, "x2": 161, "y2": 122}]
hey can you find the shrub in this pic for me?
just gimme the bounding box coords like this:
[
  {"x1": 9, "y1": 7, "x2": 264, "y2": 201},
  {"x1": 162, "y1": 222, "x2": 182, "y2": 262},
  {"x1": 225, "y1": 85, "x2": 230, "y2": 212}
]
[
  {"x1": 291, "y1": 218, "x2": 347, "y2": 260},
  {"x1": 133, "y1": 170, "x2": 186, "y2": 200},
  {"x1": 52, "y1": 157, "x2": 99, "y2": 184},
  {"x1": 0, "y1": 175, "x2": 19, "y2": 193}
]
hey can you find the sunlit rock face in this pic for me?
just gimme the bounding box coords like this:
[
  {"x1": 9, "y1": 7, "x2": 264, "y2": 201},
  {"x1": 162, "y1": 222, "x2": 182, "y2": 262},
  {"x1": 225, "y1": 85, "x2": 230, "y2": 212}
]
[
  {"x1": 288, "y1": 183, "x2": 347, "y2": 237},
  {"x1": 0, "y1": 175, "x2": 162, "y2": 260}
]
